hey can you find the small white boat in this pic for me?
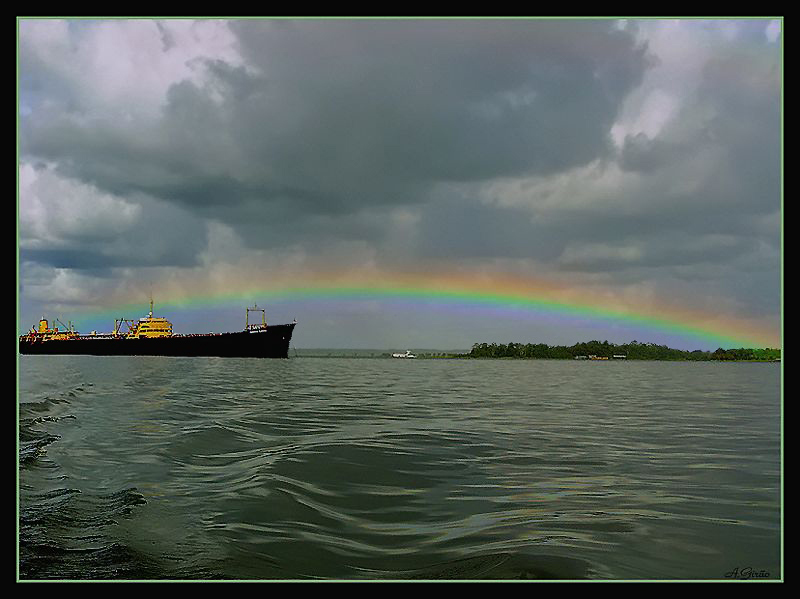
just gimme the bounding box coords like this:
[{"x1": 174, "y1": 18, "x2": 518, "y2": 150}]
[{"x1": 392, "y1": 350, "x2": 417, "y2": 359}]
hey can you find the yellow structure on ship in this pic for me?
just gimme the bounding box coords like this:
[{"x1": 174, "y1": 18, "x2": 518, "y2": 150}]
[
  {"x1": 114, "y1": 298, "x2": 174, "y2": 339},
  {"x1": 31, "y1": 318, "x2": 79, "y2": 341}
]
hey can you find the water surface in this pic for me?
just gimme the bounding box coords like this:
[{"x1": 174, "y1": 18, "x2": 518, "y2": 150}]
[{"x1": 18, "y1": 356, "x2": 782, "y2": 580}]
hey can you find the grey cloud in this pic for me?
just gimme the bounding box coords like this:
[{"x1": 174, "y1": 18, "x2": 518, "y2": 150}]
[
  {"x1": 557, "y1": 233, "x2": 760, "y2": 272},
  {"x1": 619, "y1": 132, "x2": 682, "y2": 172},
  {"x1": 21, "y1": 19, "x2": 651, "y2": 247},
  {"x1": 553, "y1": 41, "x2": 780, "y2": 269},
  {"x1": 412, "y1": 191, "x2": 565, "y2": 262},
  {"x1": 229, "y1": 19, "x2": 649, "y2": 184},
  {"x1": 21, "y1": 188, "x2": 208, "y2": 271}
]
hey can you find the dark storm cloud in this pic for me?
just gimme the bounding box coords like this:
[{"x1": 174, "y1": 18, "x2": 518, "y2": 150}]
[
  {"x1": 462, "y1": 28, "x2": 781, "y2": 287},
  {"x1": 20, "y1": 225, "x2": 206, "y2": 270},
  {"x1": 412, "y1": 191, "x2": 565, "y2": 262},
  {"x1": 227, "y1": 19, "x2": 649, "y2": 187},
  {"x1": 20, "y1": 18, "x2": 651, "y2": 258}
]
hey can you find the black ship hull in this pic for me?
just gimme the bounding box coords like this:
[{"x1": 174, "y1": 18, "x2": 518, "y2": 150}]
[{"x1": 19, "y1": 323, "x2": 296, "y2": 358}]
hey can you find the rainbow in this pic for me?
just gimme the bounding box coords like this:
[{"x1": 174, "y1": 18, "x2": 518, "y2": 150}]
[{"x1": 79, "y1": 270, "x2": 780, "y2": 349}]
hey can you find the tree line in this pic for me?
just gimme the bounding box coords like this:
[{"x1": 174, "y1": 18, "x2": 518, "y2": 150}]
[{"x1": 468, "y1": 340, "x2": 781, "y2": 361}]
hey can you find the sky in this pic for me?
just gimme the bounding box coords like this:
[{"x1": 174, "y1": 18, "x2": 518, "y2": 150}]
[{"x1": 17, "y1": 18, "x2": 783, "y2": 351}]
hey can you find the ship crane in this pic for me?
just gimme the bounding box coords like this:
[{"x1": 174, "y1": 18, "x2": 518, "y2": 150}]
[
  {"x1": 113, "y1": 318, "x2": 137, "y2": 337},
  {"x1": 55, "y1": 318, "x2": 75, "y2": 333},
  {"x1": 246, "y1": 304, "x2": 267, "y2": 331}
]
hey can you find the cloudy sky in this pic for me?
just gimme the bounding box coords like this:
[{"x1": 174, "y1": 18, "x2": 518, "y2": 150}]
[{"x1": 17, "y1": 18, "x2": 782, "y2": 350}]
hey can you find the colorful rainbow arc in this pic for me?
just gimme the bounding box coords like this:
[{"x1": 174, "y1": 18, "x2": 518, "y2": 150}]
[
  {"x1": 97, "y1": 276, "x2": 778, "y2": 349},
  {"x1": 264, "y1": 285, "x2": 771, "y2": 348}
]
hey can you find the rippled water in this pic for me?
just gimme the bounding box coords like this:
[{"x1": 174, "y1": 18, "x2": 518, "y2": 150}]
[{"x1": 18, "y1": 356, "x2": 782, "y2": 580}]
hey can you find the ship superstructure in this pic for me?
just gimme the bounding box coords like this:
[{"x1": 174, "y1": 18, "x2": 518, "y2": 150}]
[
  {"x1": 22, "y1": 317, "x2": 80, "y2": 342},
  {"x1": 112, "y1": 298, "x2": 174, "y2": 339}
]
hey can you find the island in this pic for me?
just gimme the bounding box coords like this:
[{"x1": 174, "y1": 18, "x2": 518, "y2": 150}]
[{"x1": 464, "y1": 341, "x2": 781, "y2": 361}]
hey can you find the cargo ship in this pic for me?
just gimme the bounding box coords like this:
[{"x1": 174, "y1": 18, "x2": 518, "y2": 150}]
[{"x1": 19, "y1": 301, "x2": 296, "y2": 358}]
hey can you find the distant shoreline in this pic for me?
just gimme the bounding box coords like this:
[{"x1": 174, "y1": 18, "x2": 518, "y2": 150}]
[
  {"x1": 294, "y1": 354, "x2": 780, "y2": 362},
  {"x1": 293, "y1": 342, "x2": 781, "y2": 362}
]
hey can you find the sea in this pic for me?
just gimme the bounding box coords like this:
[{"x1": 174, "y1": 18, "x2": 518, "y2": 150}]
[{"x1": 18, "y1": 354, "x2": 782, "y2": 581}]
